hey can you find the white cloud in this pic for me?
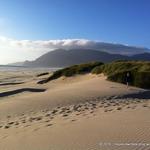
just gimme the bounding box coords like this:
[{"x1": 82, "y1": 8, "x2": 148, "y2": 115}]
[
  {"x1": 0, "y1": 36, "x2": 148, "y2": 64},
  {"x1": 0, "y1": 36, "x2": 95, "y2": 50}
]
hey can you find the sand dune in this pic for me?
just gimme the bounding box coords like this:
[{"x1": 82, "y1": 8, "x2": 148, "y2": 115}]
[
  {"x1": 0, "y1": 74, "x2": 144, "y2": 118},
  {"x1": 0, "y1": 71, "x2": 149, "y2": 150}
]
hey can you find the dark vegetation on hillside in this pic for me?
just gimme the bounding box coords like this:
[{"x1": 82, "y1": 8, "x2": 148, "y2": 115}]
[{"x1": 37, "y1": 61, "x2": 150, "y2": 89}]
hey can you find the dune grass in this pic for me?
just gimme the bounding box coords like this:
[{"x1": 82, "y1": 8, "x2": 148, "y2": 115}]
[
  {"x1": 38, "y1": 62, "x2": 103, "y2": 84},
  {"x1": 92, "y1": 61, "x2": 150, "y2": 89},
  {"x1": 38, "y1": 60, "x2": 150, "y2": 89}
]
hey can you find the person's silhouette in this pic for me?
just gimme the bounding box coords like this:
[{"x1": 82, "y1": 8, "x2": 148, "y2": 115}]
[{"x1": 126, "y1": 72, "x2": 131, "y2": 88}]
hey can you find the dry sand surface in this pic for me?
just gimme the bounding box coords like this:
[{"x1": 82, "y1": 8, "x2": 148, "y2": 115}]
[{"x1": 0, "y1": 70, "x2": 150, "y2": 150}]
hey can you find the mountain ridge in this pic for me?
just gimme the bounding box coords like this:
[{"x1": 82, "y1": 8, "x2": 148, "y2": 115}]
[{"x1": 10, "y1": 48, "x2": 150, "y2": 67}]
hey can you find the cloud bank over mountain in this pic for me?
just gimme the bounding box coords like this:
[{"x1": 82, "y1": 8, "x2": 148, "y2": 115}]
[
  {"x1": 0, "y1": 37, "x2": 98, "y2": 53},
  {"x1": 0, "y1": 36, "x2": 149, "y2": 64}
]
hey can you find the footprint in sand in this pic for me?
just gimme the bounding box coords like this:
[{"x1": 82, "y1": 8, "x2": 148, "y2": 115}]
[
  {"x1": 33, "y1": 128, "x2": 40, "y2": 131},
  {"x1": 24, "y1": 125, "x2": 31, "y2": 128},
  {"x1": 131, "y1": 105, "x2": 136, "y2": 109},
  {"x1": 59, "y1": 107, "x2": 70, "y2": 114},
  {"x1": 45, "y1": 120, "x2": 51, "y2": 122},
  {"x1": 50, "y1": 116, "x2": 54, "y2": 119},
  {"x1": 14, "y1": 122, "x2": 19, "y2": 125},
  {"x1": 116, "y1": 107, "x2": 122, "y2": 110},
  {"x1": 76, "y1": 113, "x2": 81, "y2": 116},
  {"x1": 143, "y1": 104, "x2": 148, "y2": 107},
  {"x1": 46, "y1": 123, "x2": 53, "y2": 127},
  {"x1": 7, "y1": 121, "x2": 14, "y2": 125},
  {"x1": 51, "y1": 109, "x2": 58, "y2": 114},
  {"x1": 45, "y1": 113, "x2": 51, "y2": 117},
  {"x1": 90, "y1": 110, "x2": 94, "y2": 114},
  {"x1": 4, "y1": 125, "x2": 10, "y2": 129},
  {"x1": 84, "y1": 106, "x2": 89, "y2": 110},
  {"x1": 104, "y1": 105, "x2": 110, "y2": 108},
  {"x1": 28, "y1": 117, "x2": 34, "y2": 122},
  {"x1": 104, "y1": 108, "x2": 113, "y2": 112},
  {"x1": 66, "y1": 110, "x2": 72, "y2": 114},
  {"x1": 35, "y1": 116, "x2": 43, "y2": 121},
  {"x1": 62, "y1": 114, "x2": 68, "y2": 117},
  {"x1": 21, "y1": 119, "x2": 26, "y2": 124},
  {"x1": 7, "y1": 115, "x2": 11, "y2": 119},
  {"x1": 71, "y1": 119, "x2": 76, "y2": 122},
  {"x1": 126, "y1": 106, "x2": 131, "y2": 109},
  {"x1": 112, "y1": 103, "x2": 117, "y2": 106}
]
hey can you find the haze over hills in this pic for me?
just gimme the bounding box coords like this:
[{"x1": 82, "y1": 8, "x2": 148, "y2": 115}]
[
  {"x1": 22, "y1": 49, "x2": 125, "y2": 67},
  {"x1": 7, "y1": 41, "x2": 150, "y2": 67},
  {"x1": 9, "y1": 48, "x2": 150, "y2": 67}
]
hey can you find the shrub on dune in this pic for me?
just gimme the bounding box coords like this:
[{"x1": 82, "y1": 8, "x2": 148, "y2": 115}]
[
  {"x1": 104, "y1": 61, "x2": 150, "y2": 89},
  {"x1": 134, "y1": 71, "x2": 150, "y2": 88},
  {"x1": 91, "y1": 65, "x2": 104, "y2": 74}
]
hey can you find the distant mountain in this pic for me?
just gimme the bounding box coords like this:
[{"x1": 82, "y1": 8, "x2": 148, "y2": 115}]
[
  {"x1": 7, "y1": 61, "x2": 27, "y2": 66},
  {"x1": 15, "y1": 49, "x2": 149, "y2": 67},
  {"x1": 80, "y1": 42, "x2": 150, "y2": 56},
  {"x1": 130, "y1": 53, "x2": 150, "y2": 61}
]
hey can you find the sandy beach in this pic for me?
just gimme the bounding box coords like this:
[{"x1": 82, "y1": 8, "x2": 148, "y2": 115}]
[{"x1": 0, "y1": 70, "x2": 150, "y2": 150}]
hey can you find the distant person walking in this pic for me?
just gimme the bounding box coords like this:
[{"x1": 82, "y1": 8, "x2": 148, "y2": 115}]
[{"x1": 126, "y1": 72, "x2": 131, "y2": 88}]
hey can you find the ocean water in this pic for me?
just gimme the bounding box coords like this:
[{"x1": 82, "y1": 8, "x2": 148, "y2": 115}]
[
  {"x1": 0, "y1": 66, "x2": 61, "y2": 84},
  {"x1": 0, "y1": 66, "x2": 61, "y2": 72}
]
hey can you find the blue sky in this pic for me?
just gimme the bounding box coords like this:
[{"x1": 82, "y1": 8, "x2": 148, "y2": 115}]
[
  {"x1": 0, "y1": 0, "x2": 150, "y2": 45},
  {"x1": 0, "y1": 0, "x2": 150, "y2": 64}
]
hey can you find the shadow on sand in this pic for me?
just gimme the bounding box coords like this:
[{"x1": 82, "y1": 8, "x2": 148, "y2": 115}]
[
  {"x1": 118, "y1": 90, "x2": 150, "y2": 99},
  {"x1": 0, "y1": 82, "x2": 24, "y2": 86},
  {"x1": 0, "y1": 88, "x2": 46, "y2": 98}
]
